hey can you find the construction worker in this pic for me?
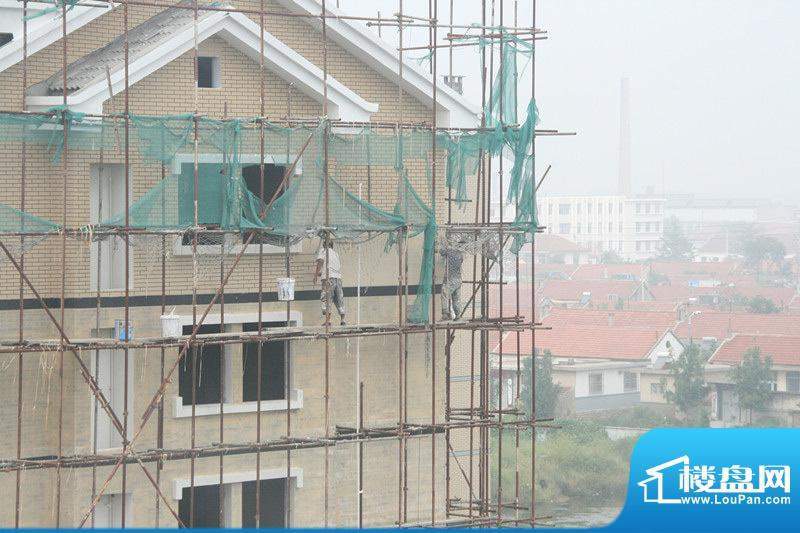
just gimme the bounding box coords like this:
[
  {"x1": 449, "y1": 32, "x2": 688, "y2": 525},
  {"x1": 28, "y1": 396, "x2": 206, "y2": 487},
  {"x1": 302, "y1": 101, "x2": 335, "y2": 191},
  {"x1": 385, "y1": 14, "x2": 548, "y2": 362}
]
[
  {"x1": 314, "y1": 236, "x2": 346, "y2": 326},
  {"x1": 440, "y1": 240, "x2": 464, "y2": 320}
]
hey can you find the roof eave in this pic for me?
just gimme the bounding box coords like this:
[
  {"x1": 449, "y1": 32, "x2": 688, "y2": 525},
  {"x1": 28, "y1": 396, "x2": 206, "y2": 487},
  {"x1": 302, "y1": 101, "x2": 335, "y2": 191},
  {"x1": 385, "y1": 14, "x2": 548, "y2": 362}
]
[
  {"x1": 272, "y1": 0, "x2": 481, "y2": 128},
  {"x1": 25, "y1": 10, "x2": 378, "y2": 122},
  {"x1": 0, "y1": 3, "x2": 114, "y2": 74}
]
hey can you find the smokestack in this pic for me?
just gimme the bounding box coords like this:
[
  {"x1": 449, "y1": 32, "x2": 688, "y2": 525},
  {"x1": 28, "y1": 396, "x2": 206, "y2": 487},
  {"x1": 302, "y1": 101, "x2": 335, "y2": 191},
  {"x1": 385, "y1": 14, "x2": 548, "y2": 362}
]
[{"x1": 618, "y1": 77, "x2": 631, "y2": 196}]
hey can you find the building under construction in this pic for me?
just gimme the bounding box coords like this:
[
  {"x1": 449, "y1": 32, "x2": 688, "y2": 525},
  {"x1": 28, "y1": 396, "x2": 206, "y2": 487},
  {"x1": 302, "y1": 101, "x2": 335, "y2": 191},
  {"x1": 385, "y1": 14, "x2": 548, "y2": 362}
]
[{"x1": 0, "y1": 0, "x2": 555, "y2": 527}]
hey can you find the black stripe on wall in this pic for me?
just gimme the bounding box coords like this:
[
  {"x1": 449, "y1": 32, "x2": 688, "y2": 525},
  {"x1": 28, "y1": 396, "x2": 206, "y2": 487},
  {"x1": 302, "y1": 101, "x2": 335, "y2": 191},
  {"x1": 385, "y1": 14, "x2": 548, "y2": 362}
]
[{"x1": 0, "y1": 284, "x2": 441, "y2": 311}]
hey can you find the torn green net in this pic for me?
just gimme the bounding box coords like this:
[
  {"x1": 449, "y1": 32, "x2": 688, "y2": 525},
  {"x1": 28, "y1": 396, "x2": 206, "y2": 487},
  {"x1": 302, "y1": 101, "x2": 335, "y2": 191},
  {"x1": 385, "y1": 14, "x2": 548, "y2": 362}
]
[
  {"x1": 0, "y1": 106, "x2": 113, "y2": 163},
  {"x1": 0, "y1": 203, "x2": 60, "y2": 234},
  {"x1": 435, "y1": 29, "x2": 538, "y2": 252},
  {"x1": 0, "y1": 78, "x2": 535, "y2": 320}
]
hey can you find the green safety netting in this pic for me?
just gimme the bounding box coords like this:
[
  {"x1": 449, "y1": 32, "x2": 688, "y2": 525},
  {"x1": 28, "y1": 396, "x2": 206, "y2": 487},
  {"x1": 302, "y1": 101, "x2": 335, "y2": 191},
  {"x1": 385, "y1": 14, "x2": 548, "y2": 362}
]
[
  {"x1": 436, "y1": 29, "x2": 538, "y2": 252},
  {"x1": 0, "y1": 203, "x2": 60, "y2": 234},
  {"x1": 23, "y1": 0, "x2": 80, "y2": 20},
  {"x1": 484, "y1": 32, "x2": 533, "y2": 128},
  {"x1": 0, "y1": 26, "x2": 538, "y2": 319},
  {"x1": 0, "y1": 106, "x2": 114, "y2": 163},
  {"x1": 386, "y1": 172, "x2": 437, "y2": 324}
]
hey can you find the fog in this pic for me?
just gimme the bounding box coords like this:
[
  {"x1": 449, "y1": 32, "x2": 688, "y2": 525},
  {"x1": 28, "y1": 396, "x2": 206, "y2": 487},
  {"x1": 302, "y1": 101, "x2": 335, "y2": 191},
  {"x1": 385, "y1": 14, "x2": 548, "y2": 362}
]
[{"x1": 347, "y1": 0, "x2": 800, "y2": 203}]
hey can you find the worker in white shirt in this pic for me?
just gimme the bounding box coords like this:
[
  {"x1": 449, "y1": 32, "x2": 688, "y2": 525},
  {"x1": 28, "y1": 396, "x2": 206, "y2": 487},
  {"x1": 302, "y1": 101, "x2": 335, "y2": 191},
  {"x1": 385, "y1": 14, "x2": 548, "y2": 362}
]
[
  {"x1": 440, "y1": 242, "x2": 464, "y2": 320},
  {"x1": 313, "y1": 237, "x2": 346, "y2": 325}
]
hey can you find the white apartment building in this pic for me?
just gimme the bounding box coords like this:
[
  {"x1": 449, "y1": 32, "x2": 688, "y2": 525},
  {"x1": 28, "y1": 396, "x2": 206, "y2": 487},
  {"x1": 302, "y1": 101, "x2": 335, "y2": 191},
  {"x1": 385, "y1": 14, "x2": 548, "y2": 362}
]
[{"x1": 537, "y1": 195, "x2": 666, "y2": 261}]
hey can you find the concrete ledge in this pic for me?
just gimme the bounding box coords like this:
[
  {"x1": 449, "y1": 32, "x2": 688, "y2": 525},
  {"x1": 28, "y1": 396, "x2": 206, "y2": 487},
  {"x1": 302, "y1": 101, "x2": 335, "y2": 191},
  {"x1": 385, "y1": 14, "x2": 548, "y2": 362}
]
[{"x1": 173, "y1": 389, "x2": 303, "y2": 418}]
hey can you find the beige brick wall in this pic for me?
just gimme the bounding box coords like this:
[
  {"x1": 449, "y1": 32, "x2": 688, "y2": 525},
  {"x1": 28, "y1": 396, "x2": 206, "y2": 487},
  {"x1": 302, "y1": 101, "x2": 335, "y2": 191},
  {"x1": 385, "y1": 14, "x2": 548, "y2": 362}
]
[{"x1": 0, "y1": 3, "x2": 477, "y2": 527}]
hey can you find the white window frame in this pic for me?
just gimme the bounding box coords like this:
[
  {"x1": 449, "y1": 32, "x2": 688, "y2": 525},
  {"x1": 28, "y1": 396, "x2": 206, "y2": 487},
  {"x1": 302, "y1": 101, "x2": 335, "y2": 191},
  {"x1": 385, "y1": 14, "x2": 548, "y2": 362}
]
[
  {"x1": 173, "y1": 467, "x2": 304, "y2": 500},
  {"x1": 89, "y1": 163, "x2": 132, "y2": 291},
  {"x1": 171, "y1": 153, "x2": 303, "y2": 256},
  {"x1": 787, "y1": 371, "x2": 800, "y2": 394},
  {"x1": 623, "y1": 371, "x2": 639, "y2": 393},
  {"x1": 172, "y1": 467, "x2": 302, "y2": 527},
  {"x1": 588, "y1": 372, "x2": 604, "y2": 396},
  {"x1": 90, "y1": 327, "x2": 133, "y2": 453},
  {"x1": 92, "y1": 492, "x2": 132, "y2": 528},
  {"x1": 173, "y1": 310, "x2": 304, "y2": 418},
  {"x1": 196, "y1": 56, "x2": 221, "y2": 89}
]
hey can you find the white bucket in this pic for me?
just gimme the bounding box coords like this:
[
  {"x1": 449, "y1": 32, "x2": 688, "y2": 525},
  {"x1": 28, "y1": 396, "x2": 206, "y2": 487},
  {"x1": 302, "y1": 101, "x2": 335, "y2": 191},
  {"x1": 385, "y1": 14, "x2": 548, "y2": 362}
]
[
  {"x1": 161, "y1": 311, "x2": 182, "y2": 338},
  {"x1": 277, "y1": 277, "x2": 296, "y2": 301}
]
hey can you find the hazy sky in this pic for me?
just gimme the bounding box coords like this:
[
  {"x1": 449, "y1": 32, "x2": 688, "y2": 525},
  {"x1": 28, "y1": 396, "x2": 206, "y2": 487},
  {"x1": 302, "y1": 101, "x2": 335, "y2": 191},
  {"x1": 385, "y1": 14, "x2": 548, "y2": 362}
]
[{"x1": 344, "y1": 0, "x2": 800, "y2": 203}]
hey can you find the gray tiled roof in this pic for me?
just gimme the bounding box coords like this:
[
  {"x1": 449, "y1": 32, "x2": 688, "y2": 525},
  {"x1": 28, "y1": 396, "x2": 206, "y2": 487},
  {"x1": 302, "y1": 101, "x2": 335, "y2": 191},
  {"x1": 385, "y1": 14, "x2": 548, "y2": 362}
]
[{"x1": 44, "y1": 2, "x2": 219, "y2": 95}]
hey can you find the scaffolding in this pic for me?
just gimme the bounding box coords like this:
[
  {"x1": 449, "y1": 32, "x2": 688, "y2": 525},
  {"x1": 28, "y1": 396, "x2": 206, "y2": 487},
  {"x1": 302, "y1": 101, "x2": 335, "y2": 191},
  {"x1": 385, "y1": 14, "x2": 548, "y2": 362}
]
[{"x1": 0, "y1": 0, "x2": 567, "y2": 527}]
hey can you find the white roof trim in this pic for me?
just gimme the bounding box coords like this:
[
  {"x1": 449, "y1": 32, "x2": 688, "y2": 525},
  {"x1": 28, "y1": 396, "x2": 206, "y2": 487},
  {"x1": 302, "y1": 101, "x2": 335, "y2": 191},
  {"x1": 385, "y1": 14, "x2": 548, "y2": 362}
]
[
  {"x1": 0, "y1": 2, "x2": 114, "y2": 74},
  {"x1": 25, "y1": 10, "x2": 378, "y2": 121},
  {"x1": 273, "y1": 0, "x2": 481, "y2": 128}
]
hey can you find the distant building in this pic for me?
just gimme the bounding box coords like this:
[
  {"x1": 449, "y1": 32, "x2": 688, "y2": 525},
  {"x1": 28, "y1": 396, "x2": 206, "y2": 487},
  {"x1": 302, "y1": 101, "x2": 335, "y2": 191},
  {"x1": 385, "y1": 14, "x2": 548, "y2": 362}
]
[
  {"x1": 665, "y1": 194, "x2": 761, "y2": 238},
  {"x1": 673, "y1": 311, "x2": 800, "y2": 346},
  {"x1": 537, "y1": 194, "x2": 666, "y2": 261},
  {"x1": 664, "y1": 195, "x2": 797, "y2": 247},
  {"x1": 491, "y1": 321, "x2": 684, "y2": 413},
  {"x1": 695, "y1": 233, "x2": 735, "y2": 263},
  {"x1": 522, "y1": 235, "x2": 594, "y2": 266},
  {"x1": 538, "y1": 278, "x2": 652, "y2": 312},
  {"x1": 707, "y1": 334, "x2": 800, "y2": 426}
]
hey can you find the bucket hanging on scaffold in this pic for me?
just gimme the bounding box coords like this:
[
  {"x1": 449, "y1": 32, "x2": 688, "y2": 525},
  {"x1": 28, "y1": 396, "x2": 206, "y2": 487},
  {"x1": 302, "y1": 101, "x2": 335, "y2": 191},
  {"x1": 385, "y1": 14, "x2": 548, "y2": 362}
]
[{"x1": 277, "y1": 277, "x2": 296, "y2": 301}]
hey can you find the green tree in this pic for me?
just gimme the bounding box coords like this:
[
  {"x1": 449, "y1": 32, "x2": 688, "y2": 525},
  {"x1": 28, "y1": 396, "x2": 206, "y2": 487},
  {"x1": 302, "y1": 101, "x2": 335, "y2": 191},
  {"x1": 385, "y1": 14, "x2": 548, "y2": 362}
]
[
  {"x1": 600, "y1": 249, "x2": 623, "y2": 264},
  {"x1": 520, "y1": 350, "x2": 561, "y2": 419},
  {"x1": 746, "y1": 295, "x2": 780, "y2": 314},
  {"x1": 660, "y1": 216, "x2": 693, "y2": 260},
  {"x1": 729, "y1": 347, "x2": 774, "y2": 425},
  {"x1": 740, "y1": 235, "x2": 785, "y2": 273},
  {"x1": 663, "y1": 344, "x2": 709, "y2": 426}
]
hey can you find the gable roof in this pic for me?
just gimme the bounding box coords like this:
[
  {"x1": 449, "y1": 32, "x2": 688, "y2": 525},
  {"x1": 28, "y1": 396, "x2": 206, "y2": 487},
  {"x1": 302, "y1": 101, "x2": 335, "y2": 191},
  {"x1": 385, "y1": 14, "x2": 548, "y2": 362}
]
[
  {"x1": 649, "y1": 260, "x2": 739, "y2": 279},
  {"x1": 648, "y1": 278, "x2": 796, "y2": 307},
  {"x1": 542, "y1": 307, "x2": 679, "y2": 331},
  {"x1": 25, "y1": 4, "x2": 378, "y2": 120},
  {"x1": 709, "y1": 334, "x2": 800, "y2": 367},
  {"x1": 0, "y1": 1, "x2": 113, "y2": 73},
  {"x1": 529, "y1": 234, "x2": 588, "y2": 254},
  {"x1": 625, "y1": 300, "x2": 681, "y2": 313},
  {"x1": 539, "y1": 279, "x2": 641, "y2": 304},
  {"x1": 674, "y1": 311, "x2": 800, "y2": 341},
  {"x1": 42, "y1": 2, "x2": 208, "y2": 94},
  {"x1": 570, "y1": 263, "x2": 645, "y2": 281},
  {"x1": 493, "y1": 326, "x2": 676, "y2": 361},
  {"x1": 273, "y1": 0, "x2": 481, "y2": 127}
]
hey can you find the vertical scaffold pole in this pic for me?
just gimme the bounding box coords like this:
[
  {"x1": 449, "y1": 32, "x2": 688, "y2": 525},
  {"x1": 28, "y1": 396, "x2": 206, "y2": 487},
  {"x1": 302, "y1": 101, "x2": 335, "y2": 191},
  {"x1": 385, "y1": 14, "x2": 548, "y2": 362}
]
[
  {"x1": 15, "y1": 0, "x2": 28, "y2": 527},
  {"x1": 321, "y1": 0, "x2": 331, "y2": 526},
  {"x1": 255, "y1": 0, "x2": 267, "y2": 526},
  {"x1": 530, "y1": 0, "x2": 537, "y2": 527},
  {"x1": 56, "y1": 0, "x2": 69, "y2": 525},
  {"x1": 122, "y1": 0, "x2": 132, "y2": 525},
  {"x1": 429, "y1": 0, "x2": 439, "y2": 524},
  {"x1": 190, "y1": 0, "x2": 200, "y2": 526}
]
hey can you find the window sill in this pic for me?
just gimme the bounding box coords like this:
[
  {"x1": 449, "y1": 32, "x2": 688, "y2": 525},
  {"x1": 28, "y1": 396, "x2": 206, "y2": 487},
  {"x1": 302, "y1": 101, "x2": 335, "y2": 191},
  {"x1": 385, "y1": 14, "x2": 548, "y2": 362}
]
[
  {"x1": 171, "y1": 236, "x2": 302, "y2": 256},
  {"x1": 173, "y1": 389, "x2": 303, "y2": 418}
]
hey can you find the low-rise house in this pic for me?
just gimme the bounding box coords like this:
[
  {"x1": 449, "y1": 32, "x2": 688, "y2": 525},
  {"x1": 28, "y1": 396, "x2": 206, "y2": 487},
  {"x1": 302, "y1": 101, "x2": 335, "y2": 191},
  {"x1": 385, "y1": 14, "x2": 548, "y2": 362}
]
[
  {"x1": 673, "y1": 311, "x2": 800, "y2": 347},
  {"x1": 541, "y1": 307, "x2": 679, "y2": 331},
  {"x1": 491, "y1": 325, "x2": 684, "y2": 414},
  {"x1": 524, "y1": 235, "x2": 594, "y2": 266},
  {"x1": 570, "y1": 263, "x2": 646, "y2": 282},
  {"x1": 538, "y1": 278, "x2": 652, "y2": 313},
  {"x1": 707, "y1": 334, "x2": 800, "y2": 426},
  {"x1": 694, "y1": 234, "x2": 736, "y2": 263}
]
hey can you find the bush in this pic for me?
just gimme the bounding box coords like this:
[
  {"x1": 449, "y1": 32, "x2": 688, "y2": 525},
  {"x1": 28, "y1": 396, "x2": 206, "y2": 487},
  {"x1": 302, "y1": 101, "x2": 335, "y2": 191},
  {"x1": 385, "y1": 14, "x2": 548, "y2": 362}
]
[
  {"x1": 746, "y1": 295, "x2": 780, "y2": 314},
  {"x1": 582, "y1": 406, "x2": 681, "y2": 428},
  {"x1": 493, "y1": 419, "x2": 636, "y2": 508}
]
